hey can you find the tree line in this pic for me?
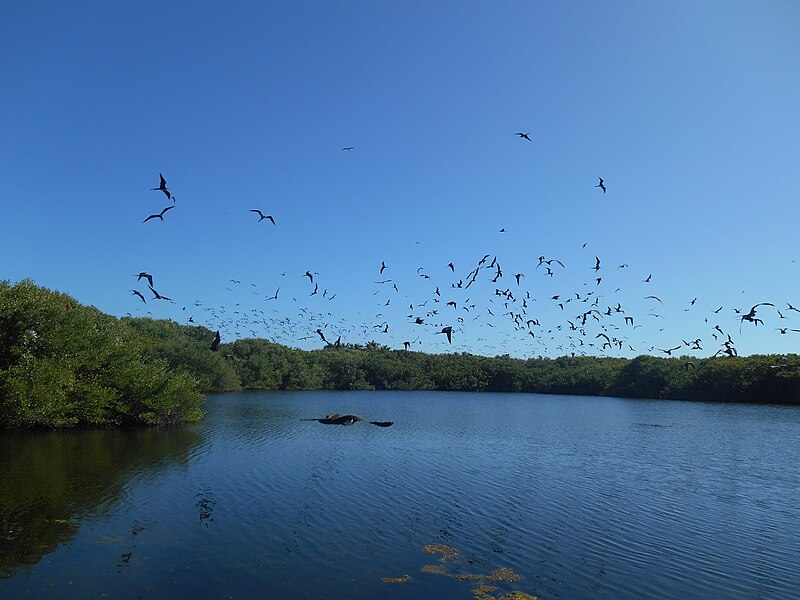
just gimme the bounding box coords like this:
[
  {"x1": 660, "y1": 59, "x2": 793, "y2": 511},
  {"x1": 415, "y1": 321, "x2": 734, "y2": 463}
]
[{"x1": 2, "y1": 280, "x2": 798, "y2": 428}]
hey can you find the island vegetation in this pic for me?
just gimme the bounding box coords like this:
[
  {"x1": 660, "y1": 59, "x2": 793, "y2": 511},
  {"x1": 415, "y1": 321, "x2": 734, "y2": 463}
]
[{"x1": 1, "y1": 280, "x2": 799, "y2": 429}]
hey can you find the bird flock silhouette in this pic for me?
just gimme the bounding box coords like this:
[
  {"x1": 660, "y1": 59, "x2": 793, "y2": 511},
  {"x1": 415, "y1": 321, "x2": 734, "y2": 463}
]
[{"x1": 130, "y1": 141, "x2": 796, "y2": 358}]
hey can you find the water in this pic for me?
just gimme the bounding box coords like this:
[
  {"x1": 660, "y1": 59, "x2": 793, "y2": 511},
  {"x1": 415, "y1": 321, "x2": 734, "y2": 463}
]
[{"x1": 2, "y1": 391, "x2": 800, "y2": 599}]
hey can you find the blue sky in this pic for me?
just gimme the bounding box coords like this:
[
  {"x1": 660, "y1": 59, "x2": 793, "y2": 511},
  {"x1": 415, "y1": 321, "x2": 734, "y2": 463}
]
[{"x1": 2, "y1": 1, "x2": 799, "y2": 358}]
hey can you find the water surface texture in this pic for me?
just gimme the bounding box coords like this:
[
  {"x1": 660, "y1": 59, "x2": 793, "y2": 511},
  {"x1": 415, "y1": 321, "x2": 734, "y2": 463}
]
[{"x1": 2, "y1": 391, "x2": 800, "y2": 599}]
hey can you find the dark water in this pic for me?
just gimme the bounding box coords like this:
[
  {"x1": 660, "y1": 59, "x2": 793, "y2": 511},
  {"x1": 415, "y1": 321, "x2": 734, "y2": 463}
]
[{"x1": 2, "y1": 391, "x2": 800, "y2": 599}]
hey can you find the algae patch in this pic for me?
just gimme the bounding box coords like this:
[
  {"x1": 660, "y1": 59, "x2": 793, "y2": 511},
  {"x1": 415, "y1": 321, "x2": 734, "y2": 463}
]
[
  {"x1": 381, "y1": 574, "x2": 412, "y2": 584},
  {"x1": 418, "y1": 542, "x2": 536, "y2": 599}
]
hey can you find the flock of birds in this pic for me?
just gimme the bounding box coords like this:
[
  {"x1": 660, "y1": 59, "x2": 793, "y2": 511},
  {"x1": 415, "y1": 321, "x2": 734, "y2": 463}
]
[{"x1": 129, "y1": 142, "x2": 797, "y2": 359}]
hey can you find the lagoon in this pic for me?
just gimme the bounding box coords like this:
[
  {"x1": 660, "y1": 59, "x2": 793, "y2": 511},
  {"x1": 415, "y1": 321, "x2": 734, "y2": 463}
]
[{"x1": 2, "y1": 391, "x2": 800, "y2": 598}]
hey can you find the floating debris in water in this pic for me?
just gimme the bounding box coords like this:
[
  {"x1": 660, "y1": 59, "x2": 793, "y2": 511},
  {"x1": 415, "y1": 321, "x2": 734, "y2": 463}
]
[
  {"x1": 421, "y1": 564, "x2": 449, "y2": 575},
  {"x1": 419, "y1": 543, "x2": 535, "y2": 600},
  {"x1": 423, "y1": 543, "x2": 459, "y2": 562},
  {"x1": 381, "y1": 574, "x2": 412, "y2": 583}
]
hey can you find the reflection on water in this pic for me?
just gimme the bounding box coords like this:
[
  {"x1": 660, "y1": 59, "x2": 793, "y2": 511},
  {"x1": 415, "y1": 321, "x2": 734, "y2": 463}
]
[
  {"x1": 0, "y1": 426, "x2": 201, "y2": 579},
  {"x1": 2, "y1": 391, "x2": 800, "y2": 599}
]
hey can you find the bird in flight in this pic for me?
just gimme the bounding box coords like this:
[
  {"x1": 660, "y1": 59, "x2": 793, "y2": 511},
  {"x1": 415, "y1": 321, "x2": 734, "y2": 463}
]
[
  {"x1": 644, "y1": 295, "x2": 663, "y2": 303},
  {"x1": 380, "y1": 261, "x2": 386, "y2": 274},
  {"x1": 143, "y1": 206, "x2": 174, "y2": 223},
  {"x1": 437, "y1": 326, "x2": 453, "y2": 343},
  {"x1": 151, "y1": 173, "x2": 174, "y2": 201},
  {"x1": 595, "y1": 177, "x2": 606, "y2": 193},
  {"x1": 210, "y1": 330, "x2": 221, "y2": 351},
  {"x1": 131, "y1": 290, "x2": 146, "y2": 303},
  {"x1": 593, "y1": 256, "x2": 601, "y2": 272},
  {"x1": 303, "y1": 413, "x2": 393, "y2": 427},
  {"x1": 136, "y1": 272, "x2": 154, "y2": 287},
  {"x1": 341, "y1": 146, "x2": 354, "y2": 151},
  {"x1": 515, "y1": 132, "x2": 532, "y2": 141},
  {"x1": 148, "y1": 285, "x2": 172, "y2": 301},
  {"x1": 250, "y1": 210, "x2": 275, "y2": 224}
]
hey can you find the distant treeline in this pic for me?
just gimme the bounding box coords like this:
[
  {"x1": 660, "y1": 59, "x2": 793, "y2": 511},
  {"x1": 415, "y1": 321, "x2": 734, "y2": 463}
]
[{"x1": 2, "y1": 280, "x2": 799, "y2": 428}]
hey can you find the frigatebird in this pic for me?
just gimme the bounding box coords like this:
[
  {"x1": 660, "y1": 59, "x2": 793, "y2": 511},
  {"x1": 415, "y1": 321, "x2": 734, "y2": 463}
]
[
  {"x1": 595, "y1": 177, "x2": 606, "y2": 193},
  {"x1": 151, "y1": 173, "x2": 174, "y2": 201},
  {"x1": 250, "y1": 210, "x2": 275, "y2": 224},
  {"x1": 143, "y1": 206, "x2": 174, "y2": 223}
]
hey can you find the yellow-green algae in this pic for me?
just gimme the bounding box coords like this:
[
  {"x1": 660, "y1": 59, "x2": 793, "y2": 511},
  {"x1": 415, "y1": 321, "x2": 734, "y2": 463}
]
[
  {"x1": 418, "y1": 543, "x2": 536, "y2": 600},
  {"x1": 423, "y1": 543, "x2": 459, "y2": 562},
  {"x1": 381, "y1": 574, "x2": 412, "y2": 584}
]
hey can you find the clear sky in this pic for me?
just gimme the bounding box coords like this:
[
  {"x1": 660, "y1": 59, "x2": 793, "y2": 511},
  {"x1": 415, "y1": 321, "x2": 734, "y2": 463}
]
[{"x1": 2, "y1": 1, "x2": 799, "y2": 358}]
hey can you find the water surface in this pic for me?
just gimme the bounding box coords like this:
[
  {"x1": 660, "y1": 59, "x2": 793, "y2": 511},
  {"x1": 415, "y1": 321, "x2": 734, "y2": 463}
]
[{"x1": 2, "y1": 391, "x2": 800, "y2": 598}]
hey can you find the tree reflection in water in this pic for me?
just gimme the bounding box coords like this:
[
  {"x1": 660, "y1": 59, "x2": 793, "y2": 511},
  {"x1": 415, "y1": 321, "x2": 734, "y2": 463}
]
[{"x1": 0, "y1": 425, "x2": 202, "y2": 578}]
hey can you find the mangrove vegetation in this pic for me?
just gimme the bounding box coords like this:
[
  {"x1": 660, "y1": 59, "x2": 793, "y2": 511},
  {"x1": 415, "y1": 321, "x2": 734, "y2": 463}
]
[{"x1": 1, "y1": 280, "x2": 799, "y2": 429}]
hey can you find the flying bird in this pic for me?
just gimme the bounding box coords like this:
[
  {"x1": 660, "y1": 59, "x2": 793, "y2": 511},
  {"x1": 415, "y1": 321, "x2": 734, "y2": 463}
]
[
  {"x1": 515, "y1": 132, "x2": 532, "y2": 141},
  {"x1": 136, "y1": 272, "x2": 154, "y2": 287},
  {"x1": 302, "y1": 413, "x2": 393, "y2": 427},
  {"x1": 250, "y1": 210, "x2": 275, "y2": 224},
  {"x1": 151, "y1": 173, "x2": 174, "y2": 201},
  {"x1": 437, "y1": 326, "x2": 453, "y2": 343},
  {"x1": 143, "y1": 206, "x2": 174, "y2": 223},
  {"x1": 210, "y1": 330, "x2": 221, "y2": 352},
  {"x1": 595, "y1": 177, "x2": 606, "y2": 193},
  {"x1": 131, "y1": 290, "x2": 146, "y2": 303}
]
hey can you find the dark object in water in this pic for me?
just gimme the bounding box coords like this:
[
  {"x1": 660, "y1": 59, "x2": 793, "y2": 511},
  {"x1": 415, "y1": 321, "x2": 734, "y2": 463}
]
[{"x1": 302, "y1": 413, "x2": 393, "y2": 427}]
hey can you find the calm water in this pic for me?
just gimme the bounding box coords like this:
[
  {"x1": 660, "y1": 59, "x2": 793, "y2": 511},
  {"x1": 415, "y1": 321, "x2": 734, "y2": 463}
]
[{"x1": 2, "y1": 391, "x2": 800, "y2": 599}]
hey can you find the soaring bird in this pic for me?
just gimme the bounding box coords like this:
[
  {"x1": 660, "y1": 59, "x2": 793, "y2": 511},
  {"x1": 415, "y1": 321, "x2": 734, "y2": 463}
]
[
  {"x1": 148, "y1": 285, "x2": 172, "y2": 301},
  {"x1": 380, "y1": 261, "x2": 386, "y2": 274},
  {"x1": 437, "y1": 326, "x2": 453, "y2": 343},
  {"x1": 341, "y1": 146, "x2": 354, "y2": 151},
  {"x1": 131, "y1": 290, "x2": 146, "y2": 303},
  {"x1": 250, "y1": 210, "x2": 275, "y2": 224},
  {"x1": 151, "y1": 173, "x2": 174, "y2": 201},
  {"x1": 136, "y1": 272, "x2": 154, "y2": 287},
  {"x1": 210, "y1": 330, "x2": 221, "y2": 351},
  {"x1": 143, "y1": 206, "x2": 174, "y2": 223},
  {"x1": 515, "y1": 132, "x2": 532, "y2": 141},
  {"x1": 593, "y1": 256, "x2": 601, "y2": 272},
  {"x1": 595, "y1": 177, "x2": 606, "y2": 193}
]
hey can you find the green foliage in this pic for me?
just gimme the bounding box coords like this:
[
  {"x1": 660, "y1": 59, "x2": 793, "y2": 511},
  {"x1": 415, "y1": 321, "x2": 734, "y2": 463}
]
[
  {"x1": 2, "y1": 280, "x2": 799, "y2": 431},
  {"x1": 0, "y1": 280, "x2": 205, "y2": 428}
]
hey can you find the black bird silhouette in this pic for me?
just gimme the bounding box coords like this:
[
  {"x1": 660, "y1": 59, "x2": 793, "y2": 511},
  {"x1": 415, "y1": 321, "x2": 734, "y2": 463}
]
[
  {"x1": 595, "y1": 177, "x2": 606, "y2": 193},
  {"x1": 151, "y1": 173, "x2": 174, "y2": 201},
  {"x1": 515, "y1": 132, "x2": 532, "y2": 141},
  {"x1": 267, "y1": 287, "x2": 280, "y2": 300},
  {"x1": 210, "y1": 330, "x2": 221, "y2": 351},
  {"x1": 302, "y1": 413, "x2": 393, "y2": 427},
  {"x1": 148, "y1": 285, "x2": 172, "y2": 301},
  {"x1": 437, "y1": 326, "x2": 453, "y2": 343},
  {"x1": 341, "y1": 146, "x2": 354, "y2": 151},
  {"x1": 448, "y1": 262, "x2": 455, "y2": 272},
  {"x1": 380, "y1": 261, "x2": 386, "y2": 274},
  {"x1": 740, "y1": 303, "x2": 774, "y2": 326},
  {"x1": 644, "y1": 295, "x2": 663, "y2": 303},
  {"x1": 136, "y1": 272, "x2": 154, "y2": 287},
  {"x1": 304, "y1": 271, "x2": 315, "y2": 283},
  {"x1": 658, "y1": 345, "x2": 682, "y2": 356},
  {"x1": 592, "y1": 256, "x2": 601, "y2": 272},
  {"x1": 131, "y1": 290, "x2": 146, "y2": 303},
  {"x1": 250, "y1": 210, "x2": 275, "y2": 224},
  {"x1": 143, "y1": 206, "x2": 174, "y2": 223}
]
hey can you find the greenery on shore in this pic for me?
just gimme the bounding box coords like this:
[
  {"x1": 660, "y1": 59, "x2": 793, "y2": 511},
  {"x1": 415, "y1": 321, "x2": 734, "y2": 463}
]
[{"x1": 2, "y1": 280, "x2": 799, "y2": 428}]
